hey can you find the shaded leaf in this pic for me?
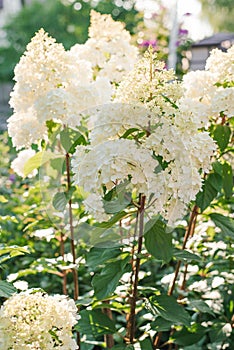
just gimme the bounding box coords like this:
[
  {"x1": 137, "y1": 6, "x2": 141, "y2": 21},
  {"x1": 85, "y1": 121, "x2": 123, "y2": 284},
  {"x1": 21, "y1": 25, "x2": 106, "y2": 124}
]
[
  {"x1": 222, "y1": 162, "x2": 233, "y2": 199},
  {"x1": 92, "y1": 256, "x2": 130, "y2": 299},
  {"x1": 173, "y1": 249, "x2": 201, "y2": 262},
  {"x1": 189, "y1": 300, "x2": 215, "y2": 316},
  {"x1": 213, "y1": 125, "x2": 231, "y2": 152},
  {"x1": 75, "y1": 309, "x2": 116, "y2": 336},
  {"x1": 174, "y1": 324, "x2": 207, "y2": 346},
  {"x1": 149, "y1": 295, "x2": 190, "y2": 326},
  {"x1": 0, "y1": 281, "x2": 17, "y2": 297},
  {"x1": 144, "y1": 219, "x2": 173, "y2": 263},
  {"x1": 52, "y1": 192, "x2": 68, "y2": 212},
  {"x1": 151, "y1": 317, "x2": 174, "y2": 331},
  {"x1": 86, "y1": 247, "x2": 122, "y2": 268},
  {"x1": 196, "y1": 173, "x2": 222, "y2": 211},
  {"x1": 210, "y1": 213, "x2": 234, "y2": 237},
  {"x1": 140, "y1": 338, "x2": 154, "y2": 349}
]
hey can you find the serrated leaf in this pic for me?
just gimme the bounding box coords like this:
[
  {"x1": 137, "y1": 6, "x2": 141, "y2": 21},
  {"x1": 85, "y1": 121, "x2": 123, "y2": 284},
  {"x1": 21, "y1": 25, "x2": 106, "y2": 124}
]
[
  {"x1": 222, "y1": 162, "x2": 233, "y2": 199},
  {"x1": 213, "y1": 125, "x2": 231, "y2": 152},
  {"x1": 24, "y1": 150, "x2": 61, "y2": 176},
  {"x1": 75, "y1": 309, "x2": 116, "y2": 336},
  {"x1": 196, "y1": 173, "x2": 222, "y2": 212},
  {"x1": 151, "y1": 317, "x2": 174, "y2": 331},
  {"x1": 52, "y1": 190, "x2": 74, "y2": 212},
  {"x1": 149, "y1": 295, "x2": 190, "y2": 326},
  {"x1": 173, "y1": 324, "x2": 206, "y2": 346},
  {"x1": 144, "y1": 219, "x2": 173, "y2": 263},
  {"x1": 173, "y1": 249, "x2": 201, "y2": 262},
  {"x1": 52, "y1": 192, "x2": 67, "y2": 211},
  {"x1": 86, "y1": 247, "x2": 122, "y2": 268},
  {"x1": 103, "y1": 195, "x2": 131, "y2": 214},
  {"x1": 210, "y1": 213, "x2": 234, "y2": 238},
  {"x1": 189, "y1": 300, "x2": 215, "y2": 316},
  {"x1": 0, "y1": 281, "x2": 17, "y2": 297},
  {"x1": 60, "y1": 127, "x2": 85, "y2": 153},
  {"x1": 92, "y1": 256, "x2": 130, "y2": 299}
]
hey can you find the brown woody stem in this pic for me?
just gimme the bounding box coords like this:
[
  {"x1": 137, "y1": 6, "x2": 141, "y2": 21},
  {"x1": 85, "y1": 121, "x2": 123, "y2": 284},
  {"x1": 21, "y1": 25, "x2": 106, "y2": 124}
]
[
  {"x1": 60, "y1": 231, "x2": 68, "y2": 295},
  {"x1": 65, "y1": 152, "x2": 80, "y2": 349},
  {"x1": 126, "y1": 194, "x2": 146, "y2": 344},
  {"x1": 103, "y1": 302, "x2": 115, "y2": 348}
]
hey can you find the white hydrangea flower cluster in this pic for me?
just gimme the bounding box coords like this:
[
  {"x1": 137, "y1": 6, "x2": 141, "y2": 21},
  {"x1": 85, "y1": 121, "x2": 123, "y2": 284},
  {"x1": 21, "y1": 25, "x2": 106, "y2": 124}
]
[
  {"x1": 72, "y1": 49, "x2": 216, "y2": 224},
  {"x1": 116, "y1": 49, "x2": 182, "y2": 116},
  {"x1": 8, "y1": 26, "x2": 112, "y2": 149},
  {"x1": 11, "y1": 148, "x2": 37, "y2": 178},
  {"x1": 180, "y1": 45, "x2": 234, "y2": 124},
  {"x1": 69, "y1": 10, "x2": 139, "y2": 83},
  {"x1": 0, "y1": 290, "x2": 79, "y2": 350},
  {"x1": 72, "y1": 139, "x2": 163, "y2": 221}
]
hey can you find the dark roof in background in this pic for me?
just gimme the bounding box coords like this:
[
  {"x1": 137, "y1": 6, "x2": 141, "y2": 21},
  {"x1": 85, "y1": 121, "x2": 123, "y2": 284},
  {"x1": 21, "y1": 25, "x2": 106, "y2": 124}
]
[{"x1": 192, "y1": 32, "x2": 234, "y2": 47}]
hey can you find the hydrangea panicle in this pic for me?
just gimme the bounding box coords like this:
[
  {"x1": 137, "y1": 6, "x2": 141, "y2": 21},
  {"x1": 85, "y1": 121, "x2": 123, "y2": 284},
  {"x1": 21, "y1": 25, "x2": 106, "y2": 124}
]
[
  {"x1": 69, "y1": 10, "x2": 139, "y2": 83},
  {"x1": 0, "y1": 290, "x2": 79, "y2": 350}
]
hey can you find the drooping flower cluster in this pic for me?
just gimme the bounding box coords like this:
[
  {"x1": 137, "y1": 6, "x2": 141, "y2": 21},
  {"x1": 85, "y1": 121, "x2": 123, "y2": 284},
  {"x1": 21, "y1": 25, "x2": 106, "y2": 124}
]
[
  {"x1": 11, "y1": 148, "x2": 37, "y2": 178},
  {"x1": 72, "y1": 139, "x2": 163, "y2": 221},
  {"x1": 179, "y1": 45, "x2": 234, "y2": 125},
  {"x1": 0, "y1": 290, "x2": 78, "y2": 350},
  {"x1": 71, "y1": 49, "x2": 216, "y2": 224},
  {"x1": 70, "y1": 10, "x2": 139, "y2": 83}
]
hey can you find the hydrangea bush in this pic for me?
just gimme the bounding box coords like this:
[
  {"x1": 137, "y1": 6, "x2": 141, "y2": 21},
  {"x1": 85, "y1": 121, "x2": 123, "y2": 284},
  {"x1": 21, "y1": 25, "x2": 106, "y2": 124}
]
[{"x1": 1, "y1": 9, "x2": 233, "y2": 350}]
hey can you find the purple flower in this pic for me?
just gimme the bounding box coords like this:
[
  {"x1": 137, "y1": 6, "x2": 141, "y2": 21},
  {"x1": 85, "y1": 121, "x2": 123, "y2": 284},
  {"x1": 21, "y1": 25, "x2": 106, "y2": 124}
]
[
  {"x1": 9, "y1": 174, "x2": 16, "y2": 183},
  {"x1": 139, "y1": 39, "x2": 157, "y2": 48},
  {"x1": 179, "y1": 28, "x2": 188, "y2": 36}
]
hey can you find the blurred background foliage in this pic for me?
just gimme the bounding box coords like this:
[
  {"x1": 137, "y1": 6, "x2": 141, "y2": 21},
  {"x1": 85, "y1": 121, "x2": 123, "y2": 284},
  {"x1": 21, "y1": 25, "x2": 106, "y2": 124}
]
[
  {"x1": 0, "y1": 0, "x2": 144, "y2": 81},
  {"x1": 199, "y1": 0, "x2": 234, "y2": 32}
]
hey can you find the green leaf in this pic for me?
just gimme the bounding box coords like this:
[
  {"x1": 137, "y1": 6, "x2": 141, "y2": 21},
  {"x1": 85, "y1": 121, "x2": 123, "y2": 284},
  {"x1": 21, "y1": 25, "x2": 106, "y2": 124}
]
[
  {"x1": 140, "y1": 338, "x2": 154, "y2": 349},
  {"x1": 173, "y1": 324, "x2": 206, "y2": 346},
  {"x1": 86, "y1": 247, "x2": 122, "y2": 268},
  {"x1": 75, "y1": 309, "x2": 116, "y2": 336},
  {"x1": 96, "y1": 210, "x2": 133, "y2": 229},
  {"x1": 0, "y1": 281, "x2": 17, "y2": 297},
  {"x1": 173, "y1": 249, "x2": 201, "y2": 262},
  {"x1": 209, "y1": 322, "x2": 227, "y2": 343},
  {"x1": 60, "y1": 127, "x2": 85, "y2": 153},
  {"x1": 92, "y1": 256, "x2": 130, "y2": 299},
  {"x1": 52, "y1": 192, "x2": 68, "y2": 212},
  {"x1": 0, "y1": 245, "x2": 31, "y2": 258},
  {"x1": 189, "y1": 300, "x2": 215, "y2": 316},
  {"x1": 196, "y1": 173, "x2": 222, "y2": 212},
  {"x1": 0, "y1": 195, "x2": 8, "y2": 203},
  {"x1": 120, "y1": 127, "x2": 140, "y2": 139},
  {"x1": 210, "y1": 213, "x2": 234, "y2": 238},
  {"x1": 112, "y1": 346, "x2": 134, "y2": 350},
  {"x1": 144, "y1": 219, "x2": 173, "y2": 263},
  {"x1": 213, "y1": 125, "x2": 231, "y2": 151},
  {"x1": 149, "y1": 295, "x2": 190, "y2": 326},
  {"x1": 24, "y1": 150, "x2": 61, "y2": 176},
  {"x1": 151, "y1": 317, "x2": 174, "y2": 331},
  {"x1": 103, "y1": 195, "x2": 131, "y2": 214},
  {"x1": 222, "y1": 162, "x2": 233, "y2": 199}
]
